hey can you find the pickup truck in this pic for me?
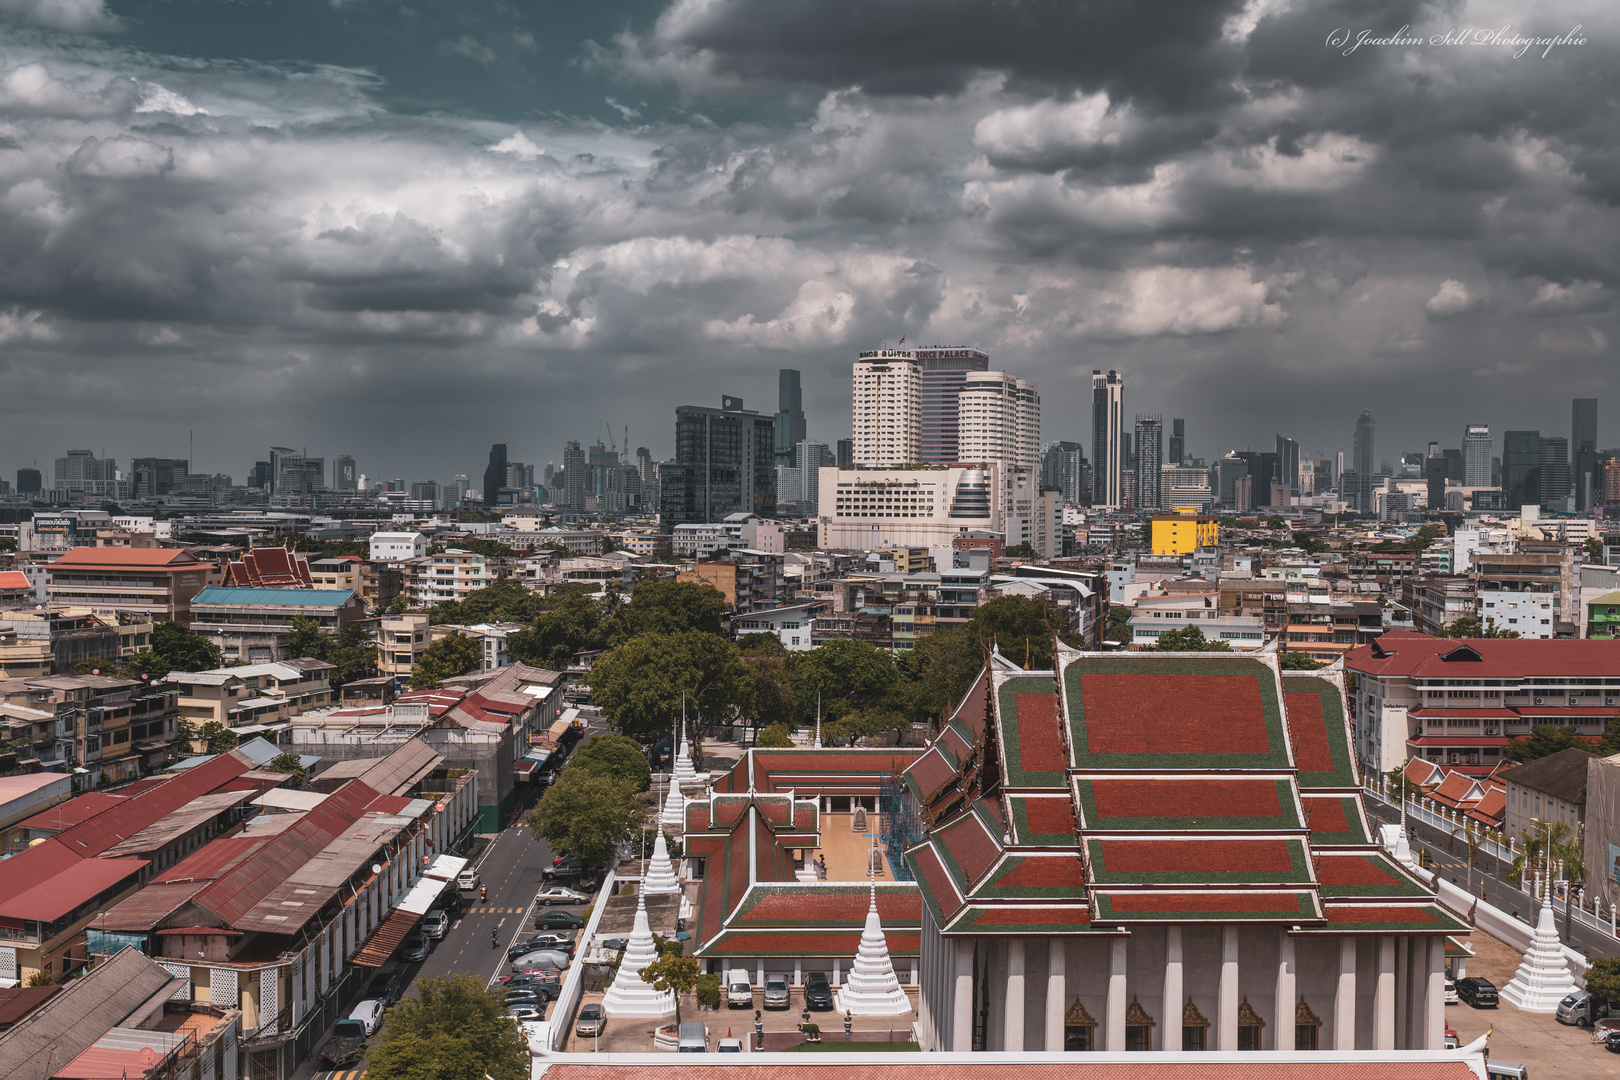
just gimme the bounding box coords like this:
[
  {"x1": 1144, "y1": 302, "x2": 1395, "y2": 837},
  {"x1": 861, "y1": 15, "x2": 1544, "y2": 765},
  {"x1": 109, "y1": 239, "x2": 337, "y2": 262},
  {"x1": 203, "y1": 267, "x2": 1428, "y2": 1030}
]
[{"x1": 318, "y1": 1019, "x2": 368, "y2": 1068}]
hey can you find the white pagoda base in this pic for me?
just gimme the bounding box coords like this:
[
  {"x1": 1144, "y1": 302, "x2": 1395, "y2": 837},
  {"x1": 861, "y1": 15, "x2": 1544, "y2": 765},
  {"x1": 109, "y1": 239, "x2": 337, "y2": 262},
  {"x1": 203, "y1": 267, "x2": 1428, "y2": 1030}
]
[
  {"x1": 1501, "y1": 899, "x2": 1579, "y2": 1012},
  {"x1": 643, "y1": 832, "x2": 681, "y2": 895},
  {"x1": 834, "y1": 889, "x2": 912, "y2": 1017},
  {"x1": 601, "y1": 891, "x2": 676, "y2": 1019}
]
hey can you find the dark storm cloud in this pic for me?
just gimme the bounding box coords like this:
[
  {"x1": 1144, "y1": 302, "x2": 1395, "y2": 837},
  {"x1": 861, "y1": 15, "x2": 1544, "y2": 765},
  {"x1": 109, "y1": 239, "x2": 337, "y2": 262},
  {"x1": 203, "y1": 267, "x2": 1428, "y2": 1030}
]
[{"x1": 0, "y1": 0, "x2": 1617, "y2": 480}]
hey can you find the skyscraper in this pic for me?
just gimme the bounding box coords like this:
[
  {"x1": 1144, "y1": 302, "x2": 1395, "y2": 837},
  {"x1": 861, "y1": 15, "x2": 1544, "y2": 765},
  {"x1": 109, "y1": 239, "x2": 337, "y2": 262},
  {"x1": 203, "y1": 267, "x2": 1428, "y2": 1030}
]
[
  {"x1": 852, "y1": 351, "x2": 921, "y2": 467},
  {"x1": 563, "y1": 440, "x2": 586, "y2": 511},
  {"x1": 1091, "y1": 370, "x2": 1123, "y2": 508},
  {"x1": 1502, "y1": 431, "x2": 1541, "y2": 509},
  {"x1": 1425, "y1": 444, "x2": 1447, "y2": 510},
  {"x1": 836, "y1": 439, "x2": 854, "y2": 469},
  {"x1": 1573, "y1": 398, "x2": 1598, "y2": 511},
  {"x1": 775, "y1": 369, "x2": 807, "y2": 466},
  {"x1": 659, "y1": 396, "x2": 776, "y2": 532},
  {"x1": 956, "y1": 371, "x2": 1040, "y2": 469},
  {"x1": 1168, "y1": 419, "x2": 1186, "y2": 466},
  {"x1": 1538, "y1": 435, "x2": 1570, "y2": 509},
  {"x1": 130, "y1": 457, "x2": 188, "y2": 498},
  {"x1": 1040, "y1": 441, "x2": 1088, "y2": 505},
  {"x1": 1134, "y1": 415, "x2": 1163, "y2": 510},
  {"x1": 333, "y1": 454, "x2": 357, "y2": 491},
  {"x1": 482, "y1": 444, "x2": 508, "y2": 508},
  {"x1": 1349, "y1": 410, "x2": 1376, "y2": 512},
  {"x1": 268, "y1": 447, "x2": 322, "y2": 496},
  {"x1": 16, "y1": 468, "x2": 41, "y2": 494},
  {"x1": 1275, "y1": 435, "x2": 1300, "y2": 500},
  {"x1": 914, "y1": 347, "x2": 990, "y2": 464},
  {"x1": 1462, "y1": 424, "x2": 1492, "y2": 487}
]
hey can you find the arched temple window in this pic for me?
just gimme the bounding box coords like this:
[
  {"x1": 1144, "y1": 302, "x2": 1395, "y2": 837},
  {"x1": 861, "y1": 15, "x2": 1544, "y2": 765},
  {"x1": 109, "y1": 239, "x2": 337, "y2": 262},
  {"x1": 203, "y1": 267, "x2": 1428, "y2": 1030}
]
[
  {"x1": 1182, "y1": 997, "x2": 1210, "y2": 1051},
  {"x1": 1064, "y1": 996, "x2": 1096, "y2": 1051},
  {"x1": 1238, "y1": 996, "x2": 1266, "y2": 1050},
  {"x1": 1125, "y1": 996, "x2": 1155, "y2": 1052},
  {"x1": 1296, "y1": 997, "x2": 1323, "y2": 1051}
]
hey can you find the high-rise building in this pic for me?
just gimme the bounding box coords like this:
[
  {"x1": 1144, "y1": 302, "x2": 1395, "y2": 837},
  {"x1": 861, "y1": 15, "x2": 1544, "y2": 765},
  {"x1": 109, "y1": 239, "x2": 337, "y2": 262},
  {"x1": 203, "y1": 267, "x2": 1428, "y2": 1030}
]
[
  {"x1": 1538, "y1": 435, "x2": 1570, "y2": 509},
  {"x1": 130, "y1": 457, "x2": 188, "y2": 498},
  {"x1": 1217, "y1": 454, "x2": 1249, "y2": 507},
  {"x1": 268, "y1": 447, "x2": 323, "y2": 496},
  {"x1": 333, "y1": 454, "x2": 357, "y2": 491},
  {"x1": 563, "y1": 440, "x2": 586, "y2": 511},
  {"x1": 836, "y1": 439, "x2": 854, "y2": 469},
  {"x1": 1134, "y1": 416, "x2": 1163, "y2": 511},
  {"x1": 775, "y1": 369, "x2": 807, "y2": 466},
  {"x1": 1348, "y1": 410, "x2": 1377, "y2": 512},
  {"x1": 659, "y1": 396, "x2": 776, "y2": 532},
  {"x1": 1275, "y1": 436, "x2": 1300, "y2": 498},
  {"x1": 956, "y1": 371, "x2": 1040, "y2": 469},
  {"x1": 1462, "y1": 424, "x2": 1492, "y2": 487},
  {"x1": 786, "y1": 439, "x2": 833, "y2": 513},
  {"x1": 452, "y1": 474, "x2": 470, "y2": 506},
  {"x1": 1502, "y1": 431, "x2": 1541, "y2": 509},
  {"x1": 16, "y1": 467, "x2": 41, "y2": 494},
  {"x1": 1425, "y1": 445, "x2": 1447, "y2": 510},
  {"x1": 852, "y1": 351, "x2": 921, "y2": 467},
  {"x1": 54, "y1": 450, "x2": 118, "y2": 494},
  {"x1": 914, "y1": 347, "x2": 990, "y2": 464},
  {"x1": 481, "y1": 444, "x2": 508, "y2": 508},
  {"x1": 1573, "y1": 398, "x2": 1598, "y2": 511},
  {"x1": 1168, "y1": 419, "x2": 1186, "y2": 466},
  {"x1": 1040, "y1": 441, "x2": 1088, "y2": 505},
  {"x1": 1090, "y1": 370, "x2": 1123, "y2": 508}
]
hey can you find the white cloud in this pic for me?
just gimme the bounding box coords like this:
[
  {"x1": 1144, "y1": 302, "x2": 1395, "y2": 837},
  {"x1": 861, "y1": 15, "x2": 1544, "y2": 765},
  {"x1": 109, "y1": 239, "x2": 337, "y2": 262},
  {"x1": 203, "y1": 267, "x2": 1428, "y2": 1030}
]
[
  {"x1": 1089, "y1": 267, "x2": 1283, "y2": 339},
  {"x1": 66, "y1": 135, "x2": 175, "y2": 179},
  {"x1": 490, "y1": 132, "x2": 545, "y2": 160},
  {"x1": 1531, "y1": 326, "x2": 1608, "y2": 357},
  {"x1": 1526, "y1": 279, "x2": 1606, "y2": 314},
  {"x1": 973, "y1": 92, "x2": 1127, "y2": 161},
  {"x1": 1424, "y1": 279, "x2": 1475, "y2": 318},
  {"x1": 0, "y1": 0, "x2": 116, "y2": 32},
  {"x1": 0, "y1": 308, "x2": 56, "y2": 344},
  {"x1": 135, "y1": 83, "x2": 207, "y2": 117}
]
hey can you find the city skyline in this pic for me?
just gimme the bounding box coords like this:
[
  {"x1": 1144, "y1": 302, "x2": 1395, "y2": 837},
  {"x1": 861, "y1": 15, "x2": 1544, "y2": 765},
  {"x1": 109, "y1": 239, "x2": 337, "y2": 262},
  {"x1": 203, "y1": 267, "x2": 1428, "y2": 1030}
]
[{"x1": 0, "y1": 0, "x2": 1615, "y2": 482}]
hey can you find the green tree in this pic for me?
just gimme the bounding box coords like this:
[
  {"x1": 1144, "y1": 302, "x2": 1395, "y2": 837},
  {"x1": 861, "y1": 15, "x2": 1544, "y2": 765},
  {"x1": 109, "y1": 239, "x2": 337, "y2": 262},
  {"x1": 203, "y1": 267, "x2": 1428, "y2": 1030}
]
[
  {"x1": 742, "y1": 650, "x2": 796, "y2": 728},
  {"x1": 965, "y1": 595, "x2": 1064, "y2": 670},
  {"x1": 897, "y1": 625, "x2": 986, "y2": 724},
  {"x1": 793, "y1": 638, "x2": 899, "y2": 723},
  {"x1": 365, "y1": 974, "x2": 528, "y2": 1080},
  {"x1": 1506, "y1": 726, "x2": 1597, "y2": 764},
  {"x1": 1587, "y1": 536, "x2": 1606, "y2": 563},
  {"x1": 327, "y1": 623, "x2": 379, "y2": 685},
  {"x1": 409, "y1": 634, "x2": 483, "y2": 690},
  {"x1": 1106, "y1": 606, "x2": 1133, "y2": 645},
  {"x1": 754, "y1": 723, "x2": 795, "y2": 748},
  {"x1": 267, "y1": 752, "x2": 307, "y2": 789},
  {"x1": 589, "y1": 631, "x2": 753, "y2": 738},
  {"x1": 605, "y1": 580, "x2": 727, "y2": 643},
  {"x1": 736, "y1": 632, "x2": 787, "y2": 655},
  {"x1": 1438, "y1": 616, "x2": 1520, "y2": 639},
  {"x1": 150, "y1": 620, "x2": 223, "y2": 673},
  {"x1": 199, "y1": 721, "x2": 237, "y2": 752},
  {"x1": 1279, "y1": 651, "x2": 1325, "y2": 670},
  {"x1": 286, "y1": 615, "x2": 330, "y2": 662},
  {"x1": 526, "y1": 770, "x2": 644, "y2": 867},
  {"x1": 427, "y1": 577, "x2": 537, "y2": 626},
  {"x1": 640, "y1": 952, "x2": 701, "y2": 1027},
  {"x1": 1153, "y1": 625, "x2": 1232, "y2": 651},
  {"x1": 1003, "y1": 542, "x2": 1037, "y2": 558},
  {"x1": 508, "y1": 589, "x2": 608, "y2": 669},
  {"x1": 568, "y1": 734, "x2": 652, "y2": 792},
  {"x1": 386, "y1": 594, "x2": 410, "y2": 615},
  {"x1": 1585, "y1": 957, "x2": 1620, "y2": 1003}
]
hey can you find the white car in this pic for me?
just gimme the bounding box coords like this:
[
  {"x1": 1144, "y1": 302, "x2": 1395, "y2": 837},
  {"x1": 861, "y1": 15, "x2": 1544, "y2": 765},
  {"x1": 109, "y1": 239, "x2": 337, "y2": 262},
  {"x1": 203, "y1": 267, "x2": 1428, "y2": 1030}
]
[
  {"x1": 1444, "y1": 980, "x2": 1459, "y2": 1005},
  {"x1": 457, "y1": 870, "x2": 480, "y2": 891},
  {"x1": 421, "y1": 910, "x2": 449, "y2": 940},
  {"x1": 536, "y1": 885, "x2": 584, "y2": 906}
]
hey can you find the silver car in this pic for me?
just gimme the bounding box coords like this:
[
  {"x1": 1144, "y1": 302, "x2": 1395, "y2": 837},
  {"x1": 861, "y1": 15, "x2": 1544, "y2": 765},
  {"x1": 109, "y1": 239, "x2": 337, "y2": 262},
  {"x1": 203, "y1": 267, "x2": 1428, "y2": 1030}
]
[
  {"x1": 763, "y1": 978, "x2": 790, "y2": 1009},
  {"x1": 510, "y1": 949, "x2": 570, "y2": 972}
]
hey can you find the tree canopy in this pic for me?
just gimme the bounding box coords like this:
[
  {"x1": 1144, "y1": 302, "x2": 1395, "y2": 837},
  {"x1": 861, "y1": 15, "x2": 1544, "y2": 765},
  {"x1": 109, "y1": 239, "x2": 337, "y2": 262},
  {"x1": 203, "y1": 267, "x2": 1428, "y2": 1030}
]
[
  {"x1": 603, "y1": 580, "x2": 727, "y2": 643},
  {"x1": 568, "y1": 734, "x2": 651, "y2": 792},
  {"x1": 1506, "y1": 726, "x2": 1600, "y2": 764},
  {"x1": 130, "y1": 620, "x2": 223, "y2": 677},
  {"x1": 640, "y1": 952, "x2": 700, "y2": 1027},
  {"x1": 507, "y1": 588, "x2": 608, "y2": 669},
  {"x1": 1586, "y1": 957, "x2": 1620, "y2": 1003},
  {"x1": 1153, "y1": 625, "x2": 1232, "y2": 651},
  {"x1": 426, "y1": 577, "x2": 537, "y2": 626},
  {"x1": 286, "y1": 616, "x2": 376, "y2": 685},
  {"x1": 793, "y1": 637, "x2": 900, "y2": 723},
  {"x1": 409, "y1": 634, "x2": 482, "y2": 690},
  {"x1": 1437, "y1": 616, "x2": 1520, "y2": 639},
  {"x1": 1279, "y1": 651, "x2": 1325, "y2": 670},
  {"x1": 365, "y1": 974, "x2": 529, "y2": 1080},
  {"x1": 526, "y1": 769, "x2": 644, "y2": 867},
  {"x1": 589, "y1": 630, "x2": 752, "y2": 737}
]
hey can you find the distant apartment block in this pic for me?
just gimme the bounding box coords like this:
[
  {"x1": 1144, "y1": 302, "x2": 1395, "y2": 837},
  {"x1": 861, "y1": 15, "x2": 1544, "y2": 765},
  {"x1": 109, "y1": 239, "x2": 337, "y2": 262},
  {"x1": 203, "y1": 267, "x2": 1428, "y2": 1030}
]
[
  {"x1": 45, "y1": 547, "x2": 211, "y2": 623},
  {"x1": 377, "y1": 613, "x2": 429, "y2": 681},
  {"x1": 369, "y1": 531, "x2": 427, "y2": 561},
  {"x1": 188, "y1": 586, "x2": 364, "y2": 664}
]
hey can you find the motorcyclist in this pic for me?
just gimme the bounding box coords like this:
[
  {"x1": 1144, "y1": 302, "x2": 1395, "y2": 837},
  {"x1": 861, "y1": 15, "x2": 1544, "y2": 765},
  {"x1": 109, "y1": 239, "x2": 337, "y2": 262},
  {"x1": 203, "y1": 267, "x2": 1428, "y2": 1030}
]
[
  {"x1": 480, "y1": 885, "x2": 488, "y2": 903},
  {"x1": 491, "y1": 929, "x2": 498, "y2": 949}
]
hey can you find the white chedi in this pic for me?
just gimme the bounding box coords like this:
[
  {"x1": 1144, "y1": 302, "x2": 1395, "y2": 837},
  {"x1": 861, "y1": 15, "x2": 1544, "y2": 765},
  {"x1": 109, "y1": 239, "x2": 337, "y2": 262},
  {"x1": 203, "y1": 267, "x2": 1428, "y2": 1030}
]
[
  {"x1": 643, "y1": 830, "x2": 681, "y2": 895},
  {"x1": 600, "y1": 889, "x2": 676, "y2": 1019},
  {"x1": 1500, "y1": 895, "x2": 1580, "y2": 1012},
  {"x1": 659, "y1": 781, "x2": 686, "y2": 831},
  {"x1": 672, "y1": 735, "x2": 699, "y2": 786},
  {"x1": 834, "y1": 887, "x2": 912, "y2": 1017}
]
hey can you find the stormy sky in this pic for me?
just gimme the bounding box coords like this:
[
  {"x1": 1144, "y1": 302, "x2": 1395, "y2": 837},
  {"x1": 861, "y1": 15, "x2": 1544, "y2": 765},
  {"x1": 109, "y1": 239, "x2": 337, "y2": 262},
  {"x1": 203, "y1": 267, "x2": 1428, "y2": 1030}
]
[{"x1": 0, "y1": 0, "x2": 1615, "y2": 485}]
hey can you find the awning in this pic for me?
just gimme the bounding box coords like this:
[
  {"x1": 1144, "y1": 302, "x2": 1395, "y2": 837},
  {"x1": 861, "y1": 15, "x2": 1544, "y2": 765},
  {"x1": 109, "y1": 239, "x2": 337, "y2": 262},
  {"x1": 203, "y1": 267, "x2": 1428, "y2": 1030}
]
[{"x1": 351, "y1": 908, "x2": 420, "y2": 967}]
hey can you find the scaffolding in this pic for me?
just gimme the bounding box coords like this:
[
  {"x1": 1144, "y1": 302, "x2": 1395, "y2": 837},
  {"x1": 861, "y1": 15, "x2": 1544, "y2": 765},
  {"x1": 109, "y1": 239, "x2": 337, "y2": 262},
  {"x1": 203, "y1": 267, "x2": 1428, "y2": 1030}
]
[{"x1": 878, "y1": 768, "x2": 923, "y2": 882}]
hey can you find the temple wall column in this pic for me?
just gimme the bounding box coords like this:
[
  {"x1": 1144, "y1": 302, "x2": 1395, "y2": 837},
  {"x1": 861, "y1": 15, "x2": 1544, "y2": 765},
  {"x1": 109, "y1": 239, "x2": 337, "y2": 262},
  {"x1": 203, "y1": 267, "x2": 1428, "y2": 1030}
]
[
  {"x1": 1374, "y1": 936, "x2": 1396, "y2": 1050},
  {"x1": 1274, "y1": 931, "x2": 1295, "y2": 1051},
  {"x1": 1426, "y1": 937, "x2": 1447, "y2": 1049},
  {"x1": 952, "y1": 940, "x2": 974, "y2": 1053},
  {"x1": 1218, "y1": 926, "x2": 1239, "y2": 1051},
  {"x1": 1004, "y1": 938, "x2": 1025, "y2": 1052},
  {"x1": 1106, "y1": 937, "x2": 1127, "y2": 1051},
  {"x1": 1045, "y1": 937, "x2": 1066, "y2": 1051},
  {"x1": 1163, "y1": 926, "x2": 1183, "y2": 1052},
  {"x1": 1334, "y1": 937, "x2": 1357, "y2": 1050}
]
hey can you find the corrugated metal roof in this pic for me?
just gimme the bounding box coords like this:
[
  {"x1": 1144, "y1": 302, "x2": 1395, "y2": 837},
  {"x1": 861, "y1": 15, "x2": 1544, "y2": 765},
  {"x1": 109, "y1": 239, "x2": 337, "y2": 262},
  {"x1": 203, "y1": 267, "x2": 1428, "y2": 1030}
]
[
  {"x1": 11, "y1": 792, "x2": 128, "y2": 834},
  {"x1": 350, "y1": 907, "x2": 420, "y2": 967},
  {"x1": 348, "y1": 739, "x2": 442, "y2": 797},
  {"x1": 50, "y1": 547, "x2": 200, "y2": 567},
  {"x1": 0, "y1": 857, "x2": 148, "y2": 921},
  {"x1": 238, "y1": 806, "x2": 406, "y2": 931},
  {"x1": 48, "y1": 751, "x2": 254, "y2": 860},
  {"x1": 191, "y1": 587, "x2": 356, "y2": 607},
  {"x1": 0, "y1": 948, "x2": 178, "y2": 1080},
  {"x1": 100, "y1": 790, "x2": 257, "y2": 857}
]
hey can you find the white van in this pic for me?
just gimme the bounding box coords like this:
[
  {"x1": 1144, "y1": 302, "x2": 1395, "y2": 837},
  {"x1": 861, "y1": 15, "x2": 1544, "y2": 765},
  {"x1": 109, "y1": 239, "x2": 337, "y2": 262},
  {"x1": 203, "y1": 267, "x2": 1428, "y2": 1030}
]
[
  {"x1": 727, "y1": 969, "x2": 753, "y2": 1008},
  {"x1": 348, "y1": 998, "x2": 386, "y2": 1035}
]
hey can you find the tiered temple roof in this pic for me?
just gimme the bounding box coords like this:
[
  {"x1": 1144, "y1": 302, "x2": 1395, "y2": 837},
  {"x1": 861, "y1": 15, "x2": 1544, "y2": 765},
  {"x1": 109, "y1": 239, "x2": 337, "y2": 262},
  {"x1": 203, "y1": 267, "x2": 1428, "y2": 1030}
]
[{"x1": 905, "y1": 648, "x2": 1462, "y2": 939}]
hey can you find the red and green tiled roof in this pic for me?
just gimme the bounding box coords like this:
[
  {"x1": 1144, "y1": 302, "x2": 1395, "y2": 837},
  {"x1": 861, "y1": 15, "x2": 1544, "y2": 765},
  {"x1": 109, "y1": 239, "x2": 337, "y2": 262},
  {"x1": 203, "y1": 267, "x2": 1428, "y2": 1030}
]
[
  {"x1": 908, "y1": 841, "x2": 965, "y2": 924},
  {"x1": 903, "y1": 743, "x2": 959, "y2": 804},
  {"x1": 701, "y1": 929, "x2": 920, "y2": 957},
  {"x1": 1282, "y1": 675, "x2": 1359, "y2": 788},
  {"x1": 943, "y1": 904, "x2": 1106, "y2": 935},
  {"x1": 1062, "y1": 657, "x2": 1293, "y2": 770},
  {"x1": 730, "y1": 885, "x2": 921, "y2": 929},
  {"x1": 1301, "y1": 794, "x2": 1373, "y2": 847},
  {"x1": 1314, "y1": 853, "x2": 1431, "y2": 899},
  {"x1": 1084, "y1": 838, "x2": 1314, "y2": 886},
  {"x1": 1006, "y1": 794, "x2": 1078, "y2": 845},
  {"x1": 1074, "y1": 776, "x2": 1303, "y2": 833},
  {"x1": 1309, "y1": 903, "x2": 1468, "y2": 934},
  {"x1": 971, "y1": 854, "x2": 1089, "y2": 899},
  {"x1": 1092, "y1": 889, "x2": 1322, "y2": 923},
  {"x1": 996, "y1": 676, "x2": 1067, "y2": 789}
]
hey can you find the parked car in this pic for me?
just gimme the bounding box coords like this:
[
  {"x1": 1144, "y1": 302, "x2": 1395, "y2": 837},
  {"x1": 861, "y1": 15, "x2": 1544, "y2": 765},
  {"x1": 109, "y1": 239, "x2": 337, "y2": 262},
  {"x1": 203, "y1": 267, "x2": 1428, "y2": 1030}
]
[
  {"x1": 1456, "y1": 977, "x2": 1499, "y2": 1008},
  {"x1": 1444, "y1": 1022, "x2": 1459, "y2": 1050},
  {"x1": 727, "y1": 969, "x2": 753, "y2": 1008},
  {"x1": 1607, "y1": 1029, "x2": 1620, "y2": 1054},
  {"x1": 508, "y1": 1004, "x2": 546, "y2": 1024},
  {"x1": 763, "y1": 978, "x2": 790, "y2": 1009},
  {"x1": 536, "y1": 909, "x2": 586, "y2": 930},
  {"x1": 348, "y1": 998, "x2": 386, "y2": 1035},
  {"x1": 536, "y1": 886, "x2": 585, "y2": 906},
  {"x1": 804, "y1": 971, "x2": 834, "y2": 1011},
  {"x1": 510, "y1": 949, "x2": 570, "y2": 972},
  {"x1": 508, "y1": 933, "x2": 574, "y2": 959},
  {"x1": 401, "y1": 930, "x2": 430, "y2": 963},
  {"x1": 1444, "y1": 979, "x2": 1458, "y2": 1005},
  {"x1": 597, "y1": 937, "x2": 628, "y2": 953},
  {"x1": 678, "y1": 1021, "x2": 709, "y2": 1052},
  {"x1": 1485, "y1": 1062, "x2": 1528, "y2": 1080},
  {"x1": 543, "y1": 859, "x2": 582, "y2": 879},
  {"x1": 457, "y1": 869, "x2": 481, "y2": 891},
  {"x1": 421, "y1": 910, "x2": 449, "y2": 940},
  {"x1": 717, "y1": 1038, "x2": 743, "y2": 1052},
  {"x1": 501, "y1": 972, "x2": 561, "y2": 995},
  {"x1": 576, "y1": 1003, "x2": 607, "y2": 1038},
  {"x1": 1556, "y1": 989, "x2": 1611, "y2": 1027},
  {"x1": 366, "y1": 970, "x2": 402, "y2": 1005},
  {"x1": 318, "y1": 1019, "x2": 368, "y2": 1068}
]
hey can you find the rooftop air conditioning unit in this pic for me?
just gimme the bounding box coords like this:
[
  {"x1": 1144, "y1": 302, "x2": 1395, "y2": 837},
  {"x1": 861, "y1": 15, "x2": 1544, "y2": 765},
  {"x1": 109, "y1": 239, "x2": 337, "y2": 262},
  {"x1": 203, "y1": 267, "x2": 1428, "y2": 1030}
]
[{"x1": 1534, "y1": 697, "x2": 1544, "y2": 705}]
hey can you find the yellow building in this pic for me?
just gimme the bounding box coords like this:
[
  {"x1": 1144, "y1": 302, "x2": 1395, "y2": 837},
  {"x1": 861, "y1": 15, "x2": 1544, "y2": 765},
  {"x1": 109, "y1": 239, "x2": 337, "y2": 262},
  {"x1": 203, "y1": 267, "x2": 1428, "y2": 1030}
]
[{"x1": 1150, "y1": 512, "x2": 1218, "y2": 556}]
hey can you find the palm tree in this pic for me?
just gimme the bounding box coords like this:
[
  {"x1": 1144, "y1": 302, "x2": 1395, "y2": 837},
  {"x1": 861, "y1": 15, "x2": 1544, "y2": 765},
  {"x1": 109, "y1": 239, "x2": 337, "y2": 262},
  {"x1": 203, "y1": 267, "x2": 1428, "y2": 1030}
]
[{"x1": 1511, "y1": 820, "x2": 1585, "y2": 940}]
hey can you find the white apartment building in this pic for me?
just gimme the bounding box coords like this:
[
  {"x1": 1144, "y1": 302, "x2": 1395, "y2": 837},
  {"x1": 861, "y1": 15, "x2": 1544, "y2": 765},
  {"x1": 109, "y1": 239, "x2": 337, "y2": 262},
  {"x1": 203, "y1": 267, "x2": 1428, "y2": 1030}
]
[
  {"x1": 369, "y1": 531, "x2": 426, "y2": 561},
  {"x1": 1128, "y1": 591, "x2": 1267, "y2": 650},
  {"x1": 852, "y1": 351, "x2": 921, "y2": 467},
  {"x1": 405, "y1": 549, "x2": 487, "y2": 605},
  {"x1": 732, "y1": 602, "x2": 819, "y2": 651},
  {"x1": 955, "y1": 371, "x2": 1040, "y2": 470}
]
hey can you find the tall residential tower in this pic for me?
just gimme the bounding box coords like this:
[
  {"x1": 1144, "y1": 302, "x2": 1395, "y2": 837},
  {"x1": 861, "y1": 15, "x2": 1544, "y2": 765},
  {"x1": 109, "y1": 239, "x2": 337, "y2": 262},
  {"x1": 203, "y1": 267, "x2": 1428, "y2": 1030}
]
[{"x1": 1090, "y1": 370, "x2": 1124, "y2": 508}]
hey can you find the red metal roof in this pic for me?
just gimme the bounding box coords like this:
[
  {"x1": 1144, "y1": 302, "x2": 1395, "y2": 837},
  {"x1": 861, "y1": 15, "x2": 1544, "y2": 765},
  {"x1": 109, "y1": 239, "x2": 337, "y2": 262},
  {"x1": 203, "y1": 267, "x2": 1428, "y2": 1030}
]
[
  {"x1": 351, "y1": 907, "x2": 421, "y2": 966},
  {"x1": 52, "y1": 751, "x2": 253, "y2": 858},
  {"x1": 0, "y1": 570, "x2": 30, "y2": 590},
  {"x1": 50, "y1": 547, "x2": 200, "y2": 567},
  {"x1": 1346, "y1": 631, "x2": 1620, "y2": 679},
  {"x1": 0, "y1": 856, "x2": 147, "y2": 921},
  {"x1": 12, "y1": 792, "x2": 129, "y2": 833}
]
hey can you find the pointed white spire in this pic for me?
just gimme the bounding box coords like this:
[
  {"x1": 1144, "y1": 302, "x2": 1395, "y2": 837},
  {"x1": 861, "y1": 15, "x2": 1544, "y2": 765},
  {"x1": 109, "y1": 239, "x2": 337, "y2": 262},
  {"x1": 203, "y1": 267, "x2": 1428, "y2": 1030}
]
[
  {"x1": 814, "y1": 691, "x2": 822, "y2": 749},
  {"x1": 643, "y1": 830, "x2": 681, "y2": 895},
  {"x1": 1500, "y1": 892, "x2": 1580, "y2": 1012},
  {"x1": 660, "y1": 778, "x2": 686, "y2": 831},
  {"x1": 673, "y1": 694, "x2": 698, "y2": 787},
  {"x1": 833, "y1": 886, "x2": 912, "y2": 1017},
  {"x1": 601, "y1": 888, "x2": 676, "y2": 1018}
]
